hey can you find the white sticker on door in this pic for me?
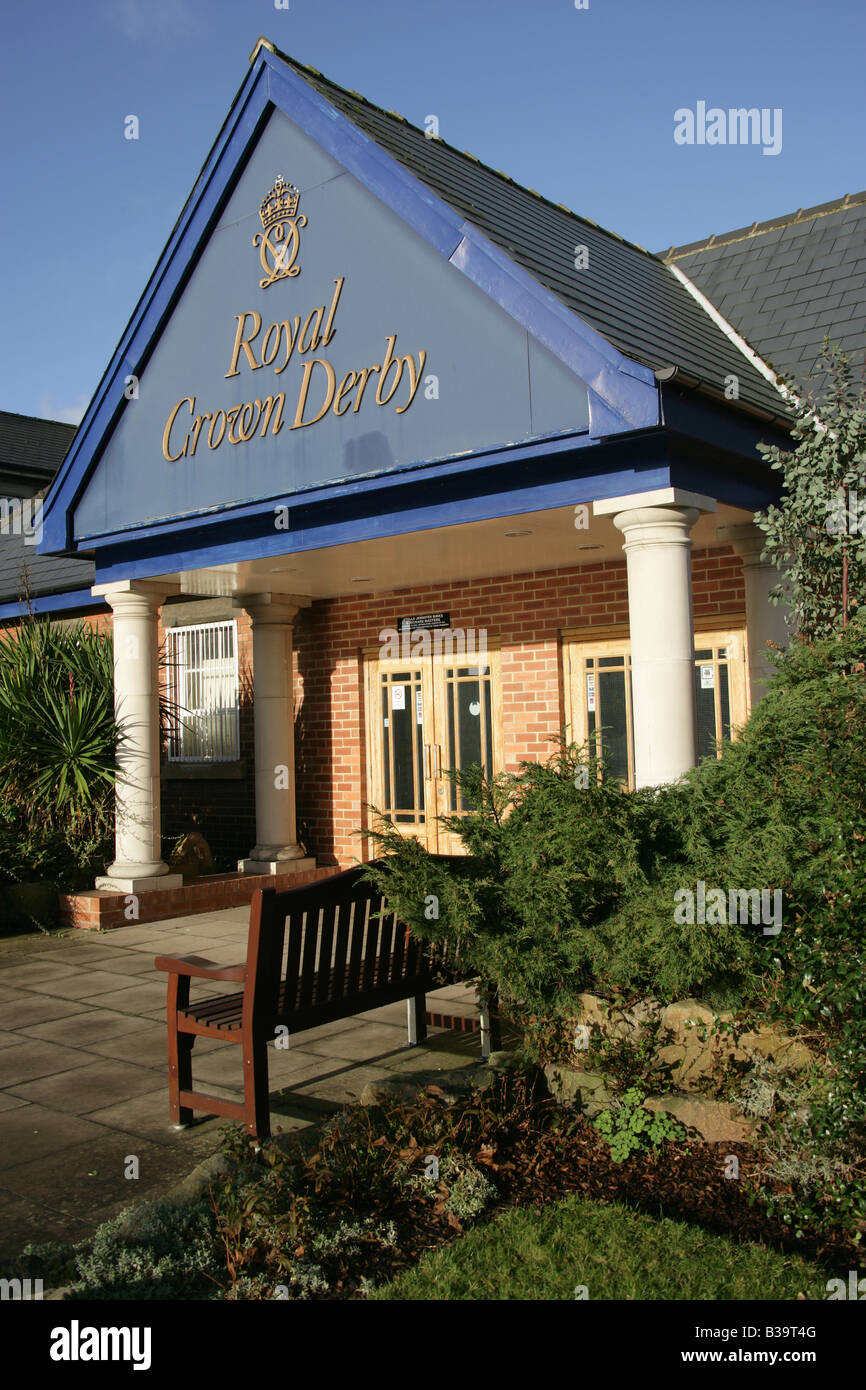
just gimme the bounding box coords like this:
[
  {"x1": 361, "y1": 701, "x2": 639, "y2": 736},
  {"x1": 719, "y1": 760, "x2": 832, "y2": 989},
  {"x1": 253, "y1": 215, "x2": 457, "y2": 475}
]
[
  {"x1": 391, "y1": 685, "x2": 406, "y2": 710},
  {"x1": 700, "y1": 665, "x2": 715, "y2": 689},
  {"x1": 416, "y1": 689, "x2": 423, "y2": 724},
  {"x1": 586, "y1": 673, "x2": 596, "y2": 712}
]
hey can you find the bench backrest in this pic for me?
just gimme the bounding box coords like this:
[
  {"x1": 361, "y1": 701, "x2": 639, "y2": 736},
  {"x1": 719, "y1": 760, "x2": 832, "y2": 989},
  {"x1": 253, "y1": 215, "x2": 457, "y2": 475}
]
[{"x1": 241, "y1": 860, "x2": 464, "y2": 1033}]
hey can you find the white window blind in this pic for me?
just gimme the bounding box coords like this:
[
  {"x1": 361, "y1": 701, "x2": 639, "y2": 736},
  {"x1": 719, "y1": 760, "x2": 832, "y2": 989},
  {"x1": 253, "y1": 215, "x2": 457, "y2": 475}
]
[{"x1": 165, "y1": 620, "x2": 240, "y2": 762}]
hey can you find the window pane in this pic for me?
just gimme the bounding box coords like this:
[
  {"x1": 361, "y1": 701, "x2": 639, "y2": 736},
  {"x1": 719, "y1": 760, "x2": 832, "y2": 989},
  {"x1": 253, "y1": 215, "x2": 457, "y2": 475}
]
[
  {"x1": 695, "y1": 667, "x2": 717, "y2": 760},
  {"x1": 718, "y1": 663, "x2": 731, "y2": 741},
  {"x1": 598, "y1": 669, "x2": 629, "y2": 783}
]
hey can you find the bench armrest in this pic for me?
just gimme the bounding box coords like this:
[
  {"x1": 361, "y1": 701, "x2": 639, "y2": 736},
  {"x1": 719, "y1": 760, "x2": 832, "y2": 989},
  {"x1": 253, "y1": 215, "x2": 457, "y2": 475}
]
[{"x1": 154, "y1": 953, "x2": 246, "y2": 982}]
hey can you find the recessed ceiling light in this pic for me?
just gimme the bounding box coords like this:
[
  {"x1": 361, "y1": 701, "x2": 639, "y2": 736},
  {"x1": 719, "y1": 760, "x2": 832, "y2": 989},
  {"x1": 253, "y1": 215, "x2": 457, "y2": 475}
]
[
  {"x1": 576, "y1": 543, "x2": 602, "y2": 551},
  {"x1": 504, "y1": 529, "x2": 532, "y2": 537},
  {"x1": 349, "y1": 576, "x2": 372, "y2": 583}
]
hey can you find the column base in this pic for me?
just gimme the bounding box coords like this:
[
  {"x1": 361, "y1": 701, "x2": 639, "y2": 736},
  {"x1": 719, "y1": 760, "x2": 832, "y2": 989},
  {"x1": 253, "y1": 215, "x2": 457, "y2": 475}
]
[
  {"x1": 238, "y1": 857, "x2": 317, "y2": 877},
  {"x1": 95, "y1": 872, "x2": 185, "y2": 893}
]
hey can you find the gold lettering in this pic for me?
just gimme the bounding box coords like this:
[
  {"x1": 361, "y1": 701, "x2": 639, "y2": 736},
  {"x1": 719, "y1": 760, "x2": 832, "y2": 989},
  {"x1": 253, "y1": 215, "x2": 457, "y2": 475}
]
[
  {"x1": 376, "y1": 335, "x2": 403, "y2": 405},
  {"x1": 260, "y1": 322, "x2": 281, "y2": 367},
  {"x1": 353, "y1": 364, "x2": 380, "y2": 413},
  {"x1": 259, "y1": 393, "x2": 286, "y2": 436},
  {"x1": 188, "y1": 412, "x2": 211, "y2": 455},
  {"x1": 274, "y1": 317, "x2": 301, "y2": 375},
  {"x1": 162, "y1": 397, "x2": 194, "y2": 462},
  {"x1": 292, "y1": 359, "x2": 336, "y2": 428},
  {"x1": 298, "y1": 306, "x2": 325, "y2": 354},
  {"x1": 333, "y1": 370, "x2": 358, "y2": 417},
  {"x1": 225, "y1": 404, "x2": 244, "y2": 444},
  {"x1": 225, "y1": 312, "x2": 262, "y2": 378},
  {"x1": 208, "y1": 410, "x2": 228, "y2": 449},
  {"x1": 321, "y1": 277, "x2": 344, "y2": 346},
  {"x1": 395, "y1": 349, "x2": 427, "y2": 414},
  {"x1": 232, "y1": 399, "x2": 263, "y2": 442}
]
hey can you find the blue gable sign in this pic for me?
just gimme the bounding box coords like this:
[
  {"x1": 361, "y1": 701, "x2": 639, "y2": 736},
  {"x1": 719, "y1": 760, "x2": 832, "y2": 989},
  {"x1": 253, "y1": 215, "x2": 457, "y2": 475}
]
[{"x1": 39, "y1": 43, "x2": 659, "y2": 565}]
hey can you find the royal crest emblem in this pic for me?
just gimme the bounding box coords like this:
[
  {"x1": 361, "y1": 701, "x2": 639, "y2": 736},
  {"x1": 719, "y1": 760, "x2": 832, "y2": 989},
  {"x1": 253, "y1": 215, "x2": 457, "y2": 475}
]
[{"x1": 252, "y1": 175, "x2": 307, "y2": 289}]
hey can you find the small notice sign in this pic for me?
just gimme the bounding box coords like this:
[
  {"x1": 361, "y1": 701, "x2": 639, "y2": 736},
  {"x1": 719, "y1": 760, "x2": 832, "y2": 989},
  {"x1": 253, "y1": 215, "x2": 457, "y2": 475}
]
[
  {"x1": 398, "y1": 612, "x2": 451, "y2": 631},
  {"x1": 700, "y1": 665, "x2": 715, "y2": 690},
  {"x1": 391, "y1": 685, "x2": 406, "y2": 710},
  {"x1": 586, "y1": 673, "x2": 596, "y2": 712},
  {"x1": 416, "y1": 689, "x2": 423, "y2": 725}
]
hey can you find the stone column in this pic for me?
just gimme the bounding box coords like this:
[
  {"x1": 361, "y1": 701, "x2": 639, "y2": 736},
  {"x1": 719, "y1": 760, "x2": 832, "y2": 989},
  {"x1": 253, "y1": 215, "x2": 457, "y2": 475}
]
[
  {"x1": 93, "y1": 581, "x2": 182, "y2": 892},
  {"x1": 717, "y1": 521, "x2": 792, "y2": 707},
  {"x1": 594, "y1": 489, "x2": 717, "y2": 789},
  {"x1": 234, "y1": 593, "x2": 315, "y2": 875}
]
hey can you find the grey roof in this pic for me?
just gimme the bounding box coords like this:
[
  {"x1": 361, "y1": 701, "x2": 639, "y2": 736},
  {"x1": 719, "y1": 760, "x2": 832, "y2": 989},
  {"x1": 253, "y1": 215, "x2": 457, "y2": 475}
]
[
  {"x1": 280, "y1": 49, "x2": 790, "y2": 422},
  {"x1": 0, "y1": 410, "x2": 76, "y2": 483},
  {"x1": 0, "y1": 531, "x2": 94, "y2": 606},
  {"x1": 661, "y1": 192, "x2": 866, "y2": 393},
  {"x1": 0, "y1": 411, "x2": 93, "y2": 606}
]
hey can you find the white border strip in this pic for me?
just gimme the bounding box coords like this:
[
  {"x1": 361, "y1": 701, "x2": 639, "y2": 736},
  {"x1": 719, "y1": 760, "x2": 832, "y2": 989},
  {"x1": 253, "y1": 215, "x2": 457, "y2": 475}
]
[{"x1": 667, "y1": 263, "x2": 800, "y2": 411}]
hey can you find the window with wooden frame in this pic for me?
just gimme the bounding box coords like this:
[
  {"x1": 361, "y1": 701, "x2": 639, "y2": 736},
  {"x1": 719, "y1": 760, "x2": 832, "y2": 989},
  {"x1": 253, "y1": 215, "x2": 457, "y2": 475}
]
[{"x1": 562, "y1": 619, "x2": 749, "y2": 789}]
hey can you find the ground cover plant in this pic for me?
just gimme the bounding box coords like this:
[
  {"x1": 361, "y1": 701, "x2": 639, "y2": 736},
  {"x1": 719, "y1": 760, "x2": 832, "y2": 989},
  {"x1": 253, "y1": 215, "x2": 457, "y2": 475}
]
[{"x1": 12, "y1": 1072, "x2": 859, "y2": 1300}]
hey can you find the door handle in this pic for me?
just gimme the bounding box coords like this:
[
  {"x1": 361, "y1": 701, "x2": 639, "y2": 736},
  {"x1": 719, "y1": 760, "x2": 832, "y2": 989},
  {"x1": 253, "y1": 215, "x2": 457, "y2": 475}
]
[{"x1": 433, "y1": 744, "x2": 441, "y2": 779}]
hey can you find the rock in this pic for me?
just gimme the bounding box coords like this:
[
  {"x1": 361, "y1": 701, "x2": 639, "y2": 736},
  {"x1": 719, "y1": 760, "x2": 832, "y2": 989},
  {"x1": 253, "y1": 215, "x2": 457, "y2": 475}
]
[
  {"x1": 575, "y1": 993, "x2": 610, "y2": 1033},
  {"x1": 544, "y1": 1064, "x2": 611, "y2": 1108},
  {"x1": 168, "y1": 832, "x2": 215, "y2": 879},
  {"x1": 645, "y1": 1095, "x2": 755, "y2": 1143},
  {"x1": 660, "y1": 999, "x2": 716, "y2": 1043},
  {"x1": 737, "y1": 1030, "x2": 813, "y2": 1071}
]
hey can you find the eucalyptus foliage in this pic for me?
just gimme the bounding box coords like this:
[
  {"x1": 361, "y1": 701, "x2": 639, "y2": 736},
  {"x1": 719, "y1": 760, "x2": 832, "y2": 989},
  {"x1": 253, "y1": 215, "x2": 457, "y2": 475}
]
[{"x1": 755, "y1": 340, "x2": 866, "y2": 641}]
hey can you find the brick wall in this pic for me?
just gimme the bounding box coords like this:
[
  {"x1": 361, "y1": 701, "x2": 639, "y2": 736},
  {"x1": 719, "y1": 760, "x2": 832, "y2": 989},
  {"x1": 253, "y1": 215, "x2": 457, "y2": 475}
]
[{"x1": 292, "y1": 547, "x2": 745, "y2": 869}]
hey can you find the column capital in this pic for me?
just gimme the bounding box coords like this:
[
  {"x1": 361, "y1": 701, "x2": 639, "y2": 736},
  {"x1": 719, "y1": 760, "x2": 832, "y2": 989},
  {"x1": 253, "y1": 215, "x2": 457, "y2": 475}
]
[
  {"x1": 593, "y1": 487, "x2": 717, "y2": 518},
  {"x1": 92, "y1": 579, "x2": 180, "y2": 613},
  {"x1": 233, "y1": 591, "x2": 312, "y2": 625},
  {"x1": 716, "y1": 520, "x2": 769, "y2": 566},
  {"x1": 612, "y1": 504, "x2": 700, "y2": 547}
]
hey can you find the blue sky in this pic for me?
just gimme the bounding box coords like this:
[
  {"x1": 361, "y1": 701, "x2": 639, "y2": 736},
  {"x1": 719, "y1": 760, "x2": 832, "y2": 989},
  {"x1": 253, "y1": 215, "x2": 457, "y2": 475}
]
[{"x1": 2, "y1": 0, "x2": 864, "y2": 422}]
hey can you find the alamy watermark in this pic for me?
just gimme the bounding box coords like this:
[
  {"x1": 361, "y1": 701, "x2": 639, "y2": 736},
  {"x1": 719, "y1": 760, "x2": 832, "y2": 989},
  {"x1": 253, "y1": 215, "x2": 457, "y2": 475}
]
[
  {"x1": 0, "y1": 496, "x2": 42, "y2": 545},
  {"x1": 378, "y1": 625, "x2": 488, "y2": 661},
  {"x1": 674, "y1": 880, "x2": 782, "y2": 935},
  {"x1": 674, "y1": 102, "x2": 782, "y2": 156}
]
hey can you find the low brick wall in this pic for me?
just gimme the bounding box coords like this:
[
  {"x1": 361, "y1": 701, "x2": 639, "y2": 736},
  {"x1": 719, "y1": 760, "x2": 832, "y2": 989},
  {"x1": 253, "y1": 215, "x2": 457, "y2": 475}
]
[{"x1": 58, "y1": 865, "x2": 343, "y2": 931}]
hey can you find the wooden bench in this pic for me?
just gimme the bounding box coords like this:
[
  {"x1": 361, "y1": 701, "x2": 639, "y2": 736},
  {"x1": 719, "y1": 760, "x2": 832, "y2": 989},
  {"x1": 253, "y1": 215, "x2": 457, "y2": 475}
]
[{"x1": 155, "y1": 860, "x2": 499, "y2": 1140}]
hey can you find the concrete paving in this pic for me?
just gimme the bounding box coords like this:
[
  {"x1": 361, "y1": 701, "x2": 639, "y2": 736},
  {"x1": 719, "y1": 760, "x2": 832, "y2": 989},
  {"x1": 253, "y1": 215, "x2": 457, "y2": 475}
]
[{"x1": 0, "y1": 909, "x2": 482, "y2": 1261}]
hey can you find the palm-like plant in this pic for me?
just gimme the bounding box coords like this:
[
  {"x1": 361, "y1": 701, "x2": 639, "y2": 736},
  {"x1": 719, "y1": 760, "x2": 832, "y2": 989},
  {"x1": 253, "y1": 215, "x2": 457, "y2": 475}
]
[{"x1": 0, "y1": 617, "x2": 122, "y2": 885}]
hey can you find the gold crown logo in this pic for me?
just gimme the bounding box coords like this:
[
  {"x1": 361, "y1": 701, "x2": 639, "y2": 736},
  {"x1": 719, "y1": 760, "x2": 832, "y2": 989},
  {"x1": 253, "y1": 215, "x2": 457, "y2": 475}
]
[{"x1": 259, "y1": 175, "x2": 300, "y2": 230}]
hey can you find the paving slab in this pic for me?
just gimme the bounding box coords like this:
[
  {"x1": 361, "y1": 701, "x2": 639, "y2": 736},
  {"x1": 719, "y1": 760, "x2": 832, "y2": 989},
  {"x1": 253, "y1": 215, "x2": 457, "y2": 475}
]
[
  {"x1": 17, "y1": 1009, "x2": 156, "y2": 1048},
  {"x1": 0, "y1": 1104, "x2": 114, "y2": 1171},
  {"x1": 7, "y1": 1059, "x2": 169, "y2": 1115},
  {"x1": 0, "y1": 1132, "x2": 199, "y2": 1220},
  {"x1": 20, "y1": 969, "x2": 148, "y2": 1001},
  {"x1": 0, "y1": 1041, "x2": 101, "y2": 1089},
  {"x1": 0, "y1": 996, "x2": 92, "y2": 1030}
]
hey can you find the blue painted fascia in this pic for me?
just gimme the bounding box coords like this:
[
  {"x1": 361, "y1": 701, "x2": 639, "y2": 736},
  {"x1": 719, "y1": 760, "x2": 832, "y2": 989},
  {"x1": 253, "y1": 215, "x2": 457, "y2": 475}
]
[
  {"x1": 38, "y1": 45, "x2": 658, "y2": 559},
  {"x1": 0, "y1": 589, "x2": 107, "y2": 623},
  {"x1": 90, "y1": 448, "x2": 674, "y2": 586},
  {"x1": 76, "y1": 427, "x2": 595, "y2": 547}
]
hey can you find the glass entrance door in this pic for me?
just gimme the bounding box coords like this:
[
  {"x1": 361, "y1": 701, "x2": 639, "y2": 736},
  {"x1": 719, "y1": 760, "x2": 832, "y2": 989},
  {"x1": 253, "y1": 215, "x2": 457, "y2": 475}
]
[{"x1": 365, "y1": 647, "x2": 502, "y2": 853}]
